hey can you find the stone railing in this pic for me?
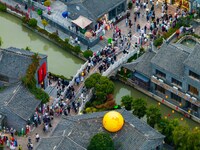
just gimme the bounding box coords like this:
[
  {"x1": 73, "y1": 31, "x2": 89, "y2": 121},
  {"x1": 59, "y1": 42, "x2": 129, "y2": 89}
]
[
  {"x1": 102, "y1": 48, "x2": 138, "y2": 77},
  {"x1": 78, "y1": 88, "x2": 93, "y2": 114}
]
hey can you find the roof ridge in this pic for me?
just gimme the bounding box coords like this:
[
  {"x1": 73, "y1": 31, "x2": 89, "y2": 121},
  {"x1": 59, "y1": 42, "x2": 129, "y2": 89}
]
[
  {"x1": 55, "y1": 136, "x2": 66, "y2": 150},
  {"x1": 66, "y1": 0, "x2": 86, "y2": 5},
  {"x1": 2, "y1": 48, "x2": 34, "y2": 58},
  {"x1": 4, "y1": 83, "x2": 22, "y2": 106},
  {"x1": 65, "y1": 136, "x2": 87, "y2": 150},
  {"x1": 81, "y1": 2, "x2": 96, "y2": 20}
]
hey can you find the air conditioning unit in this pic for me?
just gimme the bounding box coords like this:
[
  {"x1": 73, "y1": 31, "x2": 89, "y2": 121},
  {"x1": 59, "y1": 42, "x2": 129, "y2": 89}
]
[
  {"x1": 159, "y1": 79, "x2": 163, "y2": 83},
  {"x1": 152, "y1": 75, "x2": 157, "y2": 79},
  {"x1": 192, "y1": 97, "x2": 197, "y2": 101},
  {"x1": 185, "y1": 93, "x2": 191, "y2": 97},
  {"x1": 173, "y1": 86, "x2": 178, "y2": 90}
]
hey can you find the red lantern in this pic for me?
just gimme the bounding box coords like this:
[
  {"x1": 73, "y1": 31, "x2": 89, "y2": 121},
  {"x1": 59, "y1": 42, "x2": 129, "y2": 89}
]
[
  {"x1": 162, "y1": 99, "x2": 165, "y2": 103},
  {"x1": 168, "y1": 114, "x2": 171, "y2": 117},
  {"x1": 176, "y1": 106, "x2": 179, "y2": 110}
]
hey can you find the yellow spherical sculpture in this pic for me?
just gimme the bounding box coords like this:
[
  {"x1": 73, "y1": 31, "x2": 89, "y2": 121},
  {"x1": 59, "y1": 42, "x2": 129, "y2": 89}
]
[{"x1": 102, "y1": 111, "x2": 124, "y2": 132}]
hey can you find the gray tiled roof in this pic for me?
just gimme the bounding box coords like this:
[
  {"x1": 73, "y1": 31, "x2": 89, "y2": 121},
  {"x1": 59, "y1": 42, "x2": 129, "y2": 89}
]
[
  {"x1": 7, "y1": 85, "x2": 41, "y2": 120},
  {"x1": 36, "y1": 110, "x2": 164, "y2": 150},
  {"x1": 0, "y1": 47, "x2": 46, "y2": 81},
  {"x1": 67, "y1": 0, "x2": 126, "y2": 21},
  {"x1": 0, "y1": 82, "x2": 41, "y2": 129},
  {"x1": 151, "y1": 44, "x2": 189, "y2": 77},
  {"x1": 171, "y1": 43, "x2": 193, "y2": 54},
  {"x1": 0, "y1": 112, "x2": 5, "y2": 125},
  {"x1": 0, "y1": 83, "x2": 19, "y2": 106},
  {"x1": 184, "y1": 44, "x2": 200, "y2": 72},
  {"x1": 123, "y1": 51, "x2": 156, "y2": 77},
  {"x1": 36, "y1": 136, "x2": 63, "y2": 150}
]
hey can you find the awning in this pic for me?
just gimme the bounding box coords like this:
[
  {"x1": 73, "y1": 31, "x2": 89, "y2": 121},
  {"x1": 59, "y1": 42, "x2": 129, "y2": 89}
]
[
  {"x1": 71, "y1": 16, "x2": 92, "y2": 29},
  {"x1": 133, "y1": 72, "x2": 149, "y2": 83}
]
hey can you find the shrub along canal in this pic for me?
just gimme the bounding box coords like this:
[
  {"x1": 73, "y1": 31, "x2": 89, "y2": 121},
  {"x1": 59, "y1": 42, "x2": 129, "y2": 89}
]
[
  {"x1": 0, "y1": 12, "x2": 199, "y2": 128},
  {"x1": 113, "y1": 80, "x2": 199, "y2": 128}
]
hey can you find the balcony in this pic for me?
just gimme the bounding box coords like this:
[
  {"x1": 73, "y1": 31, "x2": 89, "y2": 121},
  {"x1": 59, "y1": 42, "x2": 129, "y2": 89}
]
[{"x1": 151, "y1": 76, "x2": 200, "y2": 107}]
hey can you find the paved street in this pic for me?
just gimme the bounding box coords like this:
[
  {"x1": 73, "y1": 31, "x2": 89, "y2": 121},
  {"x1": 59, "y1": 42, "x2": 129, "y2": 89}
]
[{"x1": 105, "y1": 1, "x2": 176, "y2": 49}]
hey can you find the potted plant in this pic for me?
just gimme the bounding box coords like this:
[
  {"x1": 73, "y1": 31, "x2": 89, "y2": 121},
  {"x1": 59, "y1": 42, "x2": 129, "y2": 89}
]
[{"x1": 128, "y1": 2, "x2": 133, "y2": 9}]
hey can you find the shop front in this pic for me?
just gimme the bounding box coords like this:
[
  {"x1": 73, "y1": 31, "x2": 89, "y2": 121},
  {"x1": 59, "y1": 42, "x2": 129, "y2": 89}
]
[
  {"x1": 173, "y1": 0, "x2": 189, "y2": 10},
  {"x1": 94, "y1": 1, "x2": 126, "y2": 34}
]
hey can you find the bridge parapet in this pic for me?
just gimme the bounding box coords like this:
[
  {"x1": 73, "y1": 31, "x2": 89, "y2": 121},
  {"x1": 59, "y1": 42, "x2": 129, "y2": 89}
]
[{"x1": 102, "y1": 48, "x2": 138, "y2": 77}]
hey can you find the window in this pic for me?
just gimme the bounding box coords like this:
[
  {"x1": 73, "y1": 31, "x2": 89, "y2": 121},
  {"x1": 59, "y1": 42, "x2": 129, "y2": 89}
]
[
  {"x1": 172, "y1": 78, "x2": 182, "y2": 87},
  {"x1": 109, "y1": 8, "x2": 116, "y2": 20},
  {"x1": 188, "y1": 85, "x2": 199, "y2": 96},
  {"x1": 155, "y1": 85, "x2": 165, "y2": 94},
  {"x1": 189, "y1": 70, "x2": 200, "y2": 80},
  {"x1": 0, "y1": 74, "x2": 9, "y2": 82},
  {"x1": 171, "y1": 93, "x2": 181, "y2": 102},
  {"x1": 116, "y1": 3, "x2": 125, "y2": 15},
  {"x1": 156, "y1": 69, "x2": 166, "y2": 78}
]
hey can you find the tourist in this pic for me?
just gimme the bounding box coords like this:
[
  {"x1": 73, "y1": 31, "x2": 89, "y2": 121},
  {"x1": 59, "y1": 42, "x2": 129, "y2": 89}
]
[
  {"x1": 18, "y1": 144, "x2": 22, "y2": 150},
  {"x1": 35, "y1": 133, "x2": 40, "y2": 142},
  {"x1": 156, "y1": 0, "x2": 159, "y2": 8},
  {"x1": 125, "y1": 18, "x2": 128, "y2": 27}
]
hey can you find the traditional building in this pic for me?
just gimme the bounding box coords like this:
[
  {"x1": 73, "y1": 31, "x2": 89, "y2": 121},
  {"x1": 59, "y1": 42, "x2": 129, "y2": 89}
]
[
  {"x1": 63, "y1": 0, "x2": 127, "y2": 22},
  {"x1": 0, "y1": 47, "x2": 48, "y2": 130},
  {"x1": 123, "y1": 43, "x2": 200, "y2": 119},
  {"x1": 36, "y1": 109, "x2": 164, "y2": 150},
  {"x1": 0, "y1": 47, "x2": 48, "y2": 89},
  {"x1": 165, "y1": 0, "x2": 200, "y2": 13}
]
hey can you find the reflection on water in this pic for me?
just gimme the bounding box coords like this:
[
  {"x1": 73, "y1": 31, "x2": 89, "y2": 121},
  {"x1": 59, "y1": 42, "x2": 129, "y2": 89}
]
[
  {"x1": 0, "y1": 12, "x2": 84, "y2": 78},
  {"x1": 113, "y1": 80, "x2": 199, "y2": 128},
  {"x1": 180, "y1": 39, "x2": 196, "y2": 49}
]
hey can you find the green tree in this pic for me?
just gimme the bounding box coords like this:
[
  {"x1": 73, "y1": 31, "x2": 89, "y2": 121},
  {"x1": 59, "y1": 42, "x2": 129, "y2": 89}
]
[
  {"x1": 146, "y1": 106, "x2": 161, "y2": 128},
  {"x1": 42, "y1": 19, "x2": 48, "y2": 29},
  {"x1": 0, "y1": 3, "x2": 7, "y2": 12},
  {"x1": 85, "y1": 73, "x2": 114, "y2": 102},
  {"x1": 173, "y1": 125, "x2": 189, "y2": 149},
  {"x1": 132, "y1": 98, "x2": 147, "y2": 118},
  {"x1": 121, "y1": 95, "x2": 133, "y2": 110},
  {"x1": 87, "y1": 133, "x2": 114, "y2": 150},
  {"x1": 0, "y1": 37, "x2": 2, "y2": 47},
  {"x1": 85, "y1": 107, "x2": 97, "y2": 113},
  {"x1": 25, "y1": 46, "x2": 31, "y2": 51},
  {"x1": 85, "y1": 73, "x2": 101, "y2": 88},
  {"x1": 158, "y1": 118, "x2": 179, "y2": 144},
  {"x1": 186, "y1": 127, "x2": 200, "y2": 150},
  {"x1": 28, "y1": 18, "x2": 37, "y2": 28},
  {"x1": 83, "y1": 50, "x2": 93, "y2": 59},
  {"x1": 44, "y1": 0, "x2": 51, "y2": 7}
]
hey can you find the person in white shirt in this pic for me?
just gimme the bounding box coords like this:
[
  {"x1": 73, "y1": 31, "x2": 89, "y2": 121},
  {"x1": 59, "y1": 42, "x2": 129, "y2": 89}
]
[
  {"x1": 35, "y1": 133, "x2": 40, "y2": 142},
  {"x1": 156, "y1": 0, "x2": 159, "y2": 8}
]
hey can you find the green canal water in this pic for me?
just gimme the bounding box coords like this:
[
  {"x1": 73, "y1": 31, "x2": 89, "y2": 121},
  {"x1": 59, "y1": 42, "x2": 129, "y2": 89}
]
[
  {"x1": 0, "y1": 12, "x2": 199, "y2": 128},
  {"x1": 0, "y1": 12, "x2": 84, "y2": 78},
  {"x1": 113, "y1": 80, "x2": 199, "y2": 129}
]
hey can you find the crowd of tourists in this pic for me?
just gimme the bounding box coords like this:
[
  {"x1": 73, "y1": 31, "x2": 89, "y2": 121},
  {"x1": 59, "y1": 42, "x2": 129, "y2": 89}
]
[
  {"x1": 0, "y1": 128, "x2": 22, "y2": 150},
  {"x1": 125, "y1": 0, "x2": 189, "y2": 46}
]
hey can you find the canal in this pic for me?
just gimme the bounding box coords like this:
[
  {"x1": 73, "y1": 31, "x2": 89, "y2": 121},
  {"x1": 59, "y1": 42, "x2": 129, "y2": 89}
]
[
  {"x1": 0, "y1": 12, "x2": 84, "y2": 78},
  {"x1": 0, "y1": 12, "x2": 199, "y2": 128},
  {"x1": 113, "y1": 80, "x2": 199, "y2": 128}
]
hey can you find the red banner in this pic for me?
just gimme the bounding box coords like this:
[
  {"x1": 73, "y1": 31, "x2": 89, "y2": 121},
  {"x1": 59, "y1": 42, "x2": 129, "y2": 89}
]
[{"x1": 38, "y1": 62, "x2": 47, "y2": 84}]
